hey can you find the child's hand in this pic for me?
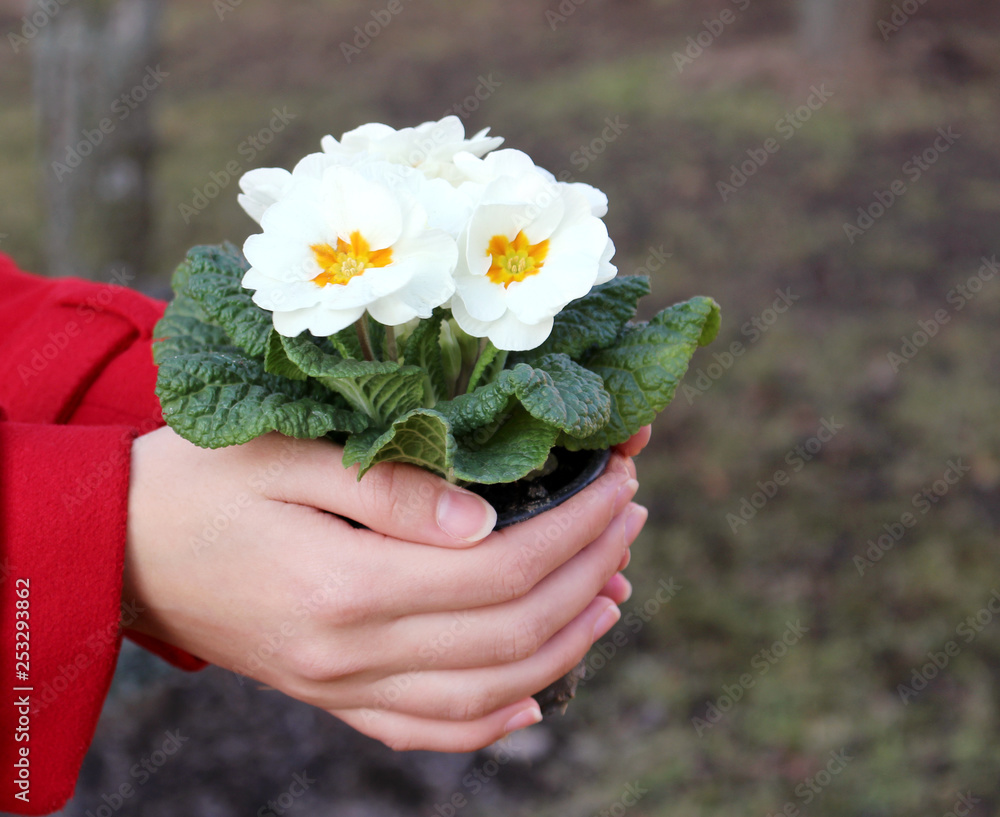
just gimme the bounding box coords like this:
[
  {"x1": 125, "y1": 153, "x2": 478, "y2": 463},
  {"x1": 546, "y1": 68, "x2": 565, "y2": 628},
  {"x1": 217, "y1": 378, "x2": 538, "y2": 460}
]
[{"x1": 123, "y1": 427, "x2": 645, "y2": 752}]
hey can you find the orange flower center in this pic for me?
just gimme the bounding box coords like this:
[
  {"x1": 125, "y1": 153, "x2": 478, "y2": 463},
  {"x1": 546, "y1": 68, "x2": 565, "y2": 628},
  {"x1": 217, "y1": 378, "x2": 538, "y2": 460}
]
[
  {"x1": 310, "y1": 231, "x2": 393, "y2": 287},
  {"x1": 486, "y1": 231, "x2": 549, "y2": 289}
]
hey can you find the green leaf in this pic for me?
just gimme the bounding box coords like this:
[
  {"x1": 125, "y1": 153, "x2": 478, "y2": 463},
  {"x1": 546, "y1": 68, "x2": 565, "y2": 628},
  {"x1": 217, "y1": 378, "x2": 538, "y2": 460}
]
[
  {"x1": 343, "y1": 409, "x2": 455, "y2": 480},
  {"x1": 342, "y1": 406, "x2": 558, "y2": 485},
  {"x1": 562, "y1": 296, "x2": 721, "y2": 450},
  {"x1": 177, "y1": 243, "x2": 273, "y2": 357},
  {"x1": 514, "y1": 276, "x2": 651, "y2": 364},
  {"x1": 156, "y1": 347, "x2": 366, "y2": 448},
  {"x1": 402, "y1": 308, "x2": 448, "y2": 405},
  {"x1": 453, "y1": 409, "x2": 559, "y2": 484},
  {"x1": 153, "y1": 292, "x2": 231, "y2": 365},
  {"x1": 280, "y1": 334, "x2": 425, "y2": 427},
  {"x1": 264, "y1": 331, "x2": 308, "y2": 381},
  {"x1": 438, "y1": 357, "x2": 609, "y2": 438},
  {"x1": 465, "y1": 340, "x2": 501, "y2": 394}
]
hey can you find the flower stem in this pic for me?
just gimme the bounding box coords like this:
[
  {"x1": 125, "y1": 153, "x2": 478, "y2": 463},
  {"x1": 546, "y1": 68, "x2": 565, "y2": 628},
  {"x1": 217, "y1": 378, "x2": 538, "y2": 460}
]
[
  {"x1": 355, "y1": 317, "x2": 375, "y2": 361},
  {"x1": 384, "y1": 325, "x2": 397, "y2": 362}
]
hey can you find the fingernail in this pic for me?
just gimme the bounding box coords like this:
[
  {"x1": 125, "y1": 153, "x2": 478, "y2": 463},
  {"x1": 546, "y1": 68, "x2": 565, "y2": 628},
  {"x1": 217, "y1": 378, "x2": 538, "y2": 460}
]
[
  {"x1": 618, "y1": 548, "x2": 631, "y2": 571},
  {"x1": 617, "y1": 575, "x2": 633, "y2": 603},
  {"x1": 504, "y1": 704, "x2": 542, "y2": 734},
  {"x1": 615, "y1": 479, "x2": 639, "y2": 515},
  {"x1": 592, "y1": 602, "x2": 621, "y2": 640},
  {"x1": 437, "y1": 489, "x2": 497, "y2": 542},
  {"x1": 624, "y1": 504, "x2": 647, "y2": 542}
]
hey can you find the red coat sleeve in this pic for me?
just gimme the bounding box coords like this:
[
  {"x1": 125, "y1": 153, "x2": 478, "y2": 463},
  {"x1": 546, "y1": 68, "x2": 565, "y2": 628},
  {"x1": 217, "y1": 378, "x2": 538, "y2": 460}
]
[{"x1": 0, "y1": 255, "x2": 205, "y2": 815}]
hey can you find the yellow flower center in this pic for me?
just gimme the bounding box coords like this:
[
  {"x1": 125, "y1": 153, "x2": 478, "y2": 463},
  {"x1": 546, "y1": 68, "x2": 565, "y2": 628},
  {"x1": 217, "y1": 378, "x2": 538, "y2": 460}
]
[
  {"x1": 486, "y1": 231, "x2": 549, "y2": 289},
  {"x1": 310, "y1": 231, "x2": 393, "y2": 287}
]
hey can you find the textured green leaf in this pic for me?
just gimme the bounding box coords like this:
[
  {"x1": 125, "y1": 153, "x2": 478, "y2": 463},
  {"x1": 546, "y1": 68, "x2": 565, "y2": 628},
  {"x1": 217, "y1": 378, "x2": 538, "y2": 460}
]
[
  {"x1": 177, "y1": 243, "x2": 273, "y2": 357},
  {"x1": 562, "y1": 296, "x2": 721, "y2": 450},
  {"x1": 453, "y1": 409, "x2": 560, "y2": 484},
  {"x1": 342, "y1": 406, "x2": 558, "y2": 484},
  {"x1": 280, "y1": 334, "x2": 425, "y2": 427},
  {"x1": 514, "y1": 276, "x2": 651, "y2": 364},
  {"x1": 153, "y1": 292, "x2": 230, "y2": 365},
  {"x1": 264, "y1": 331, "x2": 308, "y2": 381},
  {"x1": 402, "y1": 308, "x2": 448, "y2": 405},
  {"x1": 438, "y1": 357, "x2": 609, "y2": 438},
  {"x1": 156, "y1": 348, "x2": 366, "y2": 448},
  {"x1": 465, "y1": 340, "x2": 501, "y2": 394},
  {"x1": 343, "y1": 409, "x2": 455, "y2": 480}
]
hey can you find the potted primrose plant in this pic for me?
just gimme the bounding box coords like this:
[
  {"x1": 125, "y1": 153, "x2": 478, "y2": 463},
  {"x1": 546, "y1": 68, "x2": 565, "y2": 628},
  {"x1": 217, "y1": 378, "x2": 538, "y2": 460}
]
[{"x1": 153, "y1": 116, "x2": 720, "y2": 714}]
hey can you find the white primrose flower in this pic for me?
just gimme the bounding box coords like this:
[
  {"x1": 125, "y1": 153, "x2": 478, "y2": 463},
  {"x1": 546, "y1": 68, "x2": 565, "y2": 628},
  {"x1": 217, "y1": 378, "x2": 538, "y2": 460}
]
[
  {"x1": 241, "y1": 163, "x2": 459, "y2": 338},
  {"x1": 320, "y1": 115, "x2": 503, "y2": 185},
  {"x1": 448, "y1": 149, "x2": 617, "y2": 352}
]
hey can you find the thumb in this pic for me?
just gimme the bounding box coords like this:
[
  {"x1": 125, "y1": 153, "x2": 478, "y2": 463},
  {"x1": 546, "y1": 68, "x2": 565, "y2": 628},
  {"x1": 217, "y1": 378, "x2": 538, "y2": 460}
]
[{"x1": 264, "y1": 437, "x2": 497, "y2": 548}]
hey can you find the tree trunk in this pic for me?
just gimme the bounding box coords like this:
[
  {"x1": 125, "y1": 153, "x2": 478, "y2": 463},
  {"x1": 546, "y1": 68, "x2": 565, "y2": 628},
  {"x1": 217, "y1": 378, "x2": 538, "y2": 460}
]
[
  {"x1": 798, "y1": 0, "x2": 874, "y2": 64},
  {"x1": 32, "y1": 0, "x2": 162, "y2": 280}
]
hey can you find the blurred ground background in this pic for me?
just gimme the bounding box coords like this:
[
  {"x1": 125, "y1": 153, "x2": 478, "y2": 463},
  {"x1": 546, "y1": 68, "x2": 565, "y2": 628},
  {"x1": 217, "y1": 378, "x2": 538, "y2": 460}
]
[{"x1": 2, "y1": 0, "x2": 1000, "y2": 815}]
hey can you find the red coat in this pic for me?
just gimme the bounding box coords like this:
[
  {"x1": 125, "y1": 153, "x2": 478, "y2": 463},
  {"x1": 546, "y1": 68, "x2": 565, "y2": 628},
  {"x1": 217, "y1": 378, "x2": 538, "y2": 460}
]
[{"x1": 0, "y1": 255, "x2": 204, "y2": 815}]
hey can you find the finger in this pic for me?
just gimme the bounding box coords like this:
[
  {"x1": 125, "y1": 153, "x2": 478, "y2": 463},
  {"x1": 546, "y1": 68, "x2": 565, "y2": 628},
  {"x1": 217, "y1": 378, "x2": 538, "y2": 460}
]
[
  {"x1": 370, "y1": 503, "x2": 642, "y2": 672},
  {"x1": 356, "y1": 596, "x2": 621, "y2": 722},
  {"x1": 331, "y1": 697, "x2": 543, "y2": 754},
  {"x1": 323, "y1": 466, "x2": 635, "y2": 620},
  {"x1": 261, "y1": 436, "x2": 498, "y2": 548},
  {"x1": 614, "y1": 425, "x2": 652, "y2": 458},
  {"x1": 599, "y1": 572, "x2": 632, "y2": 605}
]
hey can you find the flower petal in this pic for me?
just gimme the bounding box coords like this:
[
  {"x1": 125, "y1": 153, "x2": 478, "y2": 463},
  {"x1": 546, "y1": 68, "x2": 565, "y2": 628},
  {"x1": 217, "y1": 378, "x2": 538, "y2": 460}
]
[
  {"x1": 237, "y1": 168, "x2": 293, "y2": 223},
  {"x1": 272, "y1": 303, "x2": 364, "y2": 337},
  {"x1": 321, "y1": 167, "x2": 402, "y2": 249}
]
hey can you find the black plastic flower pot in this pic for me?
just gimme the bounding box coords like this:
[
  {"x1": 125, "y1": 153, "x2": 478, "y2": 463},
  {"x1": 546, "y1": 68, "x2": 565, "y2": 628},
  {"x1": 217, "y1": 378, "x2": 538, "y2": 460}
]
[{"x1": 466, "y1": 446, "x2": 612, "y2": 715}]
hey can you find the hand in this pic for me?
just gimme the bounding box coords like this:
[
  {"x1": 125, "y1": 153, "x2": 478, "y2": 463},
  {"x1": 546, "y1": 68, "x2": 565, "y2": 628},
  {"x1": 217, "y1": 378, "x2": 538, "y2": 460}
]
[{"x1": 123, "y1": 427, "x2": 646, "y2": 752}]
